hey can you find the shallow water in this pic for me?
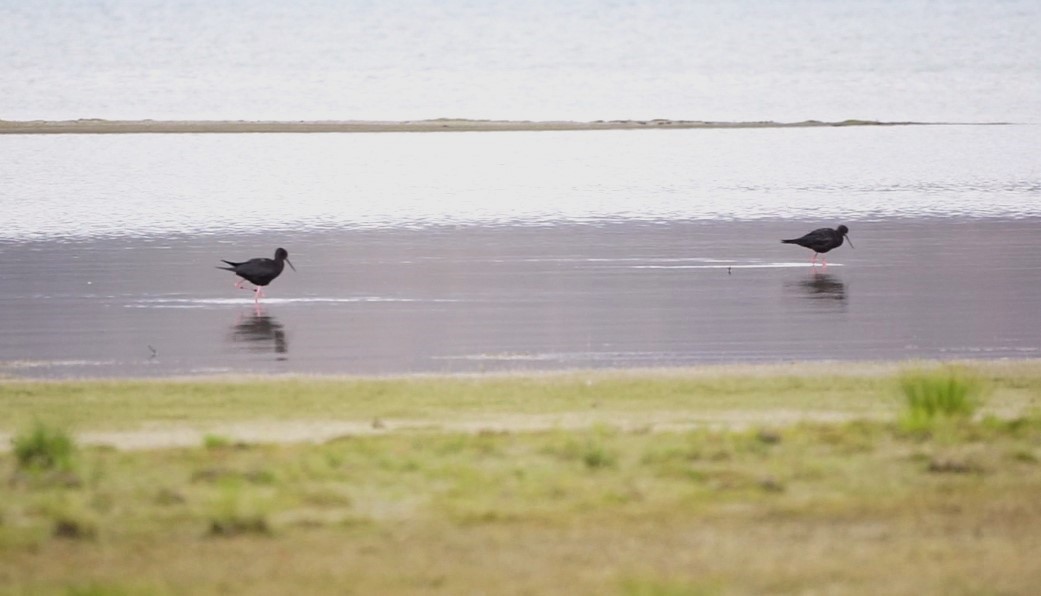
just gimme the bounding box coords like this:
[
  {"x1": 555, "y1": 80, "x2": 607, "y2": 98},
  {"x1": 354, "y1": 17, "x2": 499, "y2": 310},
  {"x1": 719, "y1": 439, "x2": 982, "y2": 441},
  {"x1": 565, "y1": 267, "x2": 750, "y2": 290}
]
[
  {"x1": 1, "y1": 127, "x2": 1040, "y2": 378},
  {"x1": 2, "y1": 219, "x2": 1040, "y2": 378}
]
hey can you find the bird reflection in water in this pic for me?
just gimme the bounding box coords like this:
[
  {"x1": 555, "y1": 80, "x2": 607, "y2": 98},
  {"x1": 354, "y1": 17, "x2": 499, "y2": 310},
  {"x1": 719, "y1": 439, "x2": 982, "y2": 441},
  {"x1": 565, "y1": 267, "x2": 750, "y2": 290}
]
[
  {"x1": 791, "y1": 272, "x2": 847, "y2": 302},
  {"x1": 228, "y1": 308, "x2": 289, "y2": 359}
]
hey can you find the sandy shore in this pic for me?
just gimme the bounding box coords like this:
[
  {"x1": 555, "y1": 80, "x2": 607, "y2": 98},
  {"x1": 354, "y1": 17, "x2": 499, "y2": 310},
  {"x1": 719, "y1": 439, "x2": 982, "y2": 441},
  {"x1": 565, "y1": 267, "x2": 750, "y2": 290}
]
[{"x1": 0, "y1": 118, "x2": 930, "y2": 134}]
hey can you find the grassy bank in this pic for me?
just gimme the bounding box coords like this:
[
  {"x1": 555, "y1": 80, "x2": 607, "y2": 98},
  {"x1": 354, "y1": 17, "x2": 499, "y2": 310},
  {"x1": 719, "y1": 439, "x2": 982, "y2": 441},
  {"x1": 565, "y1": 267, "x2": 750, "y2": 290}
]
[
  {"x1": 1, "y1": 361, "x2": 1040, "y2": 594},
  {"x1": 3, "y1": 360, "x2": 1039, "y2": 437}
]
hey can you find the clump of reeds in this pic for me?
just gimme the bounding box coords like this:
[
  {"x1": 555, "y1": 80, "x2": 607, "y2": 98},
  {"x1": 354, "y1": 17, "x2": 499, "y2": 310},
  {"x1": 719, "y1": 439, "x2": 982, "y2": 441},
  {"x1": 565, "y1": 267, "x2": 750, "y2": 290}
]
[
  {"x1": 12, "y1": 421, "x2": 76, "y2": 472},
  {"x1": 899, "y1": 368, "x2": 984, "y2": 430}
]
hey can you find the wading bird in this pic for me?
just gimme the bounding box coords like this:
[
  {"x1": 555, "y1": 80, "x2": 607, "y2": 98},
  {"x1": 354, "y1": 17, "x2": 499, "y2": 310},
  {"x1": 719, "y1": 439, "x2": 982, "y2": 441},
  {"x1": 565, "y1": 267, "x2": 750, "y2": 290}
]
[
  {"x1": 218, "y1": 247, "x2": 295, "y2": 302},
  {"x1": 781, "y1": 225, "x2": 852, "y2": 267}
]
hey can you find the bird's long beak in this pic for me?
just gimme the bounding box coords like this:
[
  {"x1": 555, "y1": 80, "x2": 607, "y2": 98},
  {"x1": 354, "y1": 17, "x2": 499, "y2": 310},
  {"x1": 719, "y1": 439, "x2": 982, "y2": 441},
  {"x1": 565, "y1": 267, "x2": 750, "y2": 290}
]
[
  {"x1": 286, "y1": 258, "x2": 296, "y2": 272},
  {"x1": 845, "y1": 234, "x2": 854, "y2": 249}
]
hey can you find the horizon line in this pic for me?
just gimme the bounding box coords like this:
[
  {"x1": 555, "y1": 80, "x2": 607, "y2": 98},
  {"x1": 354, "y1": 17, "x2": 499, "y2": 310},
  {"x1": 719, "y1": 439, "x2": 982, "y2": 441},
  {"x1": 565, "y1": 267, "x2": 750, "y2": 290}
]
[{"x1": 0, "y1": 118, "x2": 1019, "y2": 135}]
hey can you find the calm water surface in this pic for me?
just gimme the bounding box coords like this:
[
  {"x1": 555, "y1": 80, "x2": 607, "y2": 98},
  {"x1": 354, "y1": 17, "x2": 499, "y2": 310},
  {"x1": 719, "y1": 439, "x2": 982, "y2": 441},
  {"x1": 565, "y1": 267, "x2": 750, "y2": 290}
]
[
  {"x1": 2, "y1": 220, "x2": 1040, "y2": 378},
  {"x1": 4, "y1": 126, "x2": 1040, "y2": 239},
  {"x1": 4, "y1": 1, "x2": 1039, "y2": 377},
  {"x1": 1, "y1": 127, "x2": 1039, "y2": 377}
]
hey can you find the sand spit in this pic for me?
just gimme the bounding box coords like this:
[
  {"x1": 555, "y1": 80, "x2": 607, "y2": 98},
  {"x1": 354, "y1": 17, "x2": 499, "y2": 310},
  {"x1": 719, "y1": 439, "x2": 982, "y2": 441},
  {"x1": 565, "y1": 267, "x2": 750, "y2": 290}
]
[{"x1": 0, "y1": 118, "x2": 941, "y2": 134}]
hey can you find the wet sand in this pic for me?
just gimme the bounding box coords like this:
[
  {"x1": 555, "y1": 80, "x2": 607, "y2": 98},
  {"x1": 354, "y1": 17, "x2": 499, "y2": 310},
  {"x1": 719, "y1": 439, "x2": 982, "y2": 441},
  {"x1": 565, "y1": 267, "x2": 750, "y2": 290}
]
[
  {"x1": 0, "y1": 118, "x2": 935, "y2": 134},
  {"x1": 1, "y1": 219, "x2": 1039, "y2": 378}
]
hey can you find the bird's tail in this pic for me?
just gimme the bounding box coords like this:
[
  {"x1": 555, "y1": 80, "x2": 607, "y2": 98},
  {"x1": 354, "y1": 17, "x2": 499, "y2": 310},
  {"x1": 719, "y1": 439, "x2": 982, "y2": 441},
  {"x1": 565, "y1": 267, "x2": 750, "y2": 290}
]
[
  {"x1": 781, "y1": 239, "x2": 797, "y2": 244},
  {"x1": 217, "y1": 259, "x2": 240, "y2": 271},
  {"x1": 216, "y1": 266, "x2": 236, "y2": 272}
]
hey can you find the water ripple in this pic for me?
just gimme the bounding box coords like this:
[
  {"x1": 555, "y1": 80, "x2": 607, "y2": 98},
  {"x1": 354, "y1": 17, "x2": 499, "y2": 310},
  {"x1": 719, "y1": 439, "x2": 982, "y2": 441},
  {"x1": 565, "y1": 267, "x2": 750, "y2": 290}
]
[{"x1": 128, "y1": 296, "x2": 464, "y2": 309}]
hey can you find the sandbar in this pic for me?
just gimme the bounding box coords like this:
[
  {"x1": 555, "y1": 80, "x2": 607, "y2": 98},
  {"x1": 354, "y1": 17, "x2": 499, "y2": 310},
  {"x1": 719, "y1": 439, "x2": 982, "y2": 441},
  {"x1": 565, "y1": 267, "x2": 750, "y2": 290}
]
[{"x1": 0, "y1": 118, "x2": 935, "y2": 134}]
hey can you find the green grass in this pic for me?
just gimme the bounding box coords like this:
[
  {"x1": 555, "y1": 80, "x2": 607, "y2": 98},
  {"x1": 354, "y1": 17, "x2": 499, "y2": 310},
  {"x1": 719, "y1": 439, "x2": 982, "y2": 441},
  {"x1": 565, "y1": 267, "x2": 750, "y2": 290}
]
[
  {"x1": 206, "y1": 481, "x2": 272, "y2": 537},
  {"x1": 0, "y1": 417, "x2": 1038, "y2": 594},
  {"x1": 900, "y1": 367, "x2": 985, "y2": 431},
  {"x1": 46, "y1": 502, "x2": 99, "y2": 541},
  {"x1": 202, "y1": 434, "x2": 233, "y2": 450},
  {"x1": 11, "y1": 421, "x2": 76, "y2": 472},
  {"x1": 2, "y1": 361, "x2": 1036, "y2": 437},
  {"x1": 0, "y1": 361, "x2": 1040, "y2": 594},
  {"x1": 0, "y1": 368, "x2": 900, "y2": 432}
]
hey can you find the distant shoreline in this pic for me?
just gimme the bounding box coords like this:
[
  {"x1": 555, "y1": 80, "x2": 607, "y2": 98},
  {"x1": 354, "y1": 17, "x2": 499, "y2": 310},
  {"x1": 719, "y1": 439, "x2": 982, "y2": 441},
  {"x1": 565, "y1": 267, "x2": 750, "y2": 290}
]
[{"x1": 0, "y1": 118, "x2": 992, "y2": 134}]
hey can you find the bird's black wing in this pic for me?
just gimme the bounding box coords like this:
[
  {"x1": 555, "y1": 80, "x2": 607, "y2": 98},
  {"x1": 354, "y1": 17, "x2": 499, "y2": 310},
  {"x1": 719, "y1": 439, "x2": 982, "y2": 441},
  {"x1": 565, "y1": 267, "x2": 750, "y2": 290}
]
[
  {"x1": 783, "y1": 227, "x2": 829, "y2": 245},
  {"x1": 798, "y1": 228, "x2": 835, "y2": 245},
  {"x1": 231, "y1": 257, "x2": 276, "y2": 279},
  {"x1": 240, "y1": 258, "x2": 287, "y2": 286}
]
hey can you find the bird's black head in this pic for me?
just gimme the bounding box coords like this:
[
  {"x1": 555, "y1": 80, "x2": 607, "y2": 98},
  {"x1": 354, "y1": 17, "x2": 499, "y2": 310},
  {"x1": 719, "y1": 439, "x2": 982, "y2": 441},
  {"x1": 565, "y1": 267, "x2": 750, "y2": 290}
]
[
  {"x1": 837, "y1": 225, "x2": 853, "y2": 248},
  {"x1": 274, "y1": 247, "x2": 296, "y2": 271}
]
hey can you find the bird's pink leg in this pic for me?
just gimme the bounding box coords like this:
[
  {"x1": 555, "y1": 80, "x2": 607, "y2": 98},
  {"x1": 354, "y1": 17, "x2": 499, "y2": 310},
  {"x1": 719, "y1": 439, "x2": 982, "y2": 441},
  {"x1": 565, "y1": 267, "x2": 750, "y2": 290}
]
[
  {"x1": 811, "y1": 253, "x2": 818, "y2": 267},
  {"x1": 821, "y1": 256, "x2": 828, "y2": 269},
  {"x1": 234, "y1": 278, "x2": 245, "y2": 289}
]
